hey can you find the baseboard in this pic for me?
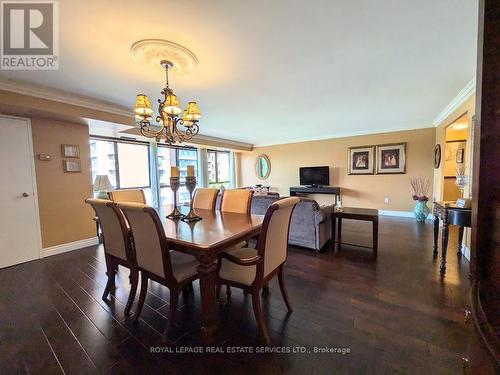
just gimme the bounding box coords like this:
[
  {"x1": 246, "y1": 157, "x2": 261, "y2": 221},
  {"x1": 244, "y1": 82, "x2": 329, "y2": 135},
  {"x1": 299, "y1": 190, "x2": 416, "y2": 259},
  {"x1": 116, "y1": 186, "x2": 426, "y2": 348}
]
[
  {"x1": 379, "y1": 210, "x2": 433, "y2": 220},
  {"x1": 42, "y1": 237, "x2": 99, "y2": 258}
]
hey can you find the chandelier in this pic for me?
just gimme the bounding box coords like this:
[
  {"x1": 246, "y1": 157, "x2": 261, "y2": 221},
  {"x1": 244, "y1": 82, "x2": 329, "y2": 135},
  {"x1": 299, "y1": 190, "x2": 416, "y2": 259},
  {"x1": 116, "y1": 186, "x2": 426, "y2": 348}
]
[{"x1": 133, "y1": 59, "x2": 201, "y2": 144}]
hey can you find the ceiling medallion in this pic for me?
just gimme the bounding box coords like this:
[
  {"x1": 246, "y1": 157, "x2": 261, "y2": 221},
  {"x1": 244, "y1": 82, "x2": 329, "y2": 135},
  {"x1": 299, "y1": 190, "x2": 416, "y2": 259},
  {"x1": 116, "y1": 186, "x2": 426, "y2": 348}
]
[
  {"x1": 132, "y1": 40, "x2": 201, "y2": 145},
  {"x1": 130, "y1": 39, "x2": 198, "y2": 73}
]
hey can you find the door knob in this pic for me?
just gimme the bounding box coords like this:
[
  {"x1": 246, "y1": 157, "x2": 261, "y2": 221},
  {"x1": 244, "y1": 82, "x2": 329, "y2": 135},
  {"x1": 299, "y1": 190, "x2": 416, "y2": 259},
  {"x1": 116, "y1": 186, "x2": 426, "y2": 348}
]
[{"x1": 22, "y1": 192, "x2": 29, "y2": 197}]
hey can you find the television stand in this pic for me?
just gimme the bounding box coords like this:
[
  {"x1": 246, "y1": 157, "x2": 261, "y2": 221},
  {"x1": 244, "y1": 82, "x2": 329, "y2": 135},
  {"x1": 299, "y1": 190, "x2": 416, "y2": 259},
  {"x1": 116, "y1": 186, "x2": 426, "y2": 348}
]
[{"x1": 289, "y1": 186, "x2": 341, "y2": 205}]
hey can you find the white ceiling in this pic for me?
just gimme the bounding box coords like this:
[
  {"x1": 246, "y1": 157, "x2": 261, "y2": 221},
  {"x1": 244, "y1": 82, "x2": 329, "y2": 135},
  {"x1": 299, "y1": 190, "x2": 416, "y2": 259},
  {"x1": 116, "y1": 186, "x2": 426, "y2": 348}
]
[{"x1": 0, "y1": 0, "x2": 478, "y2": 146}]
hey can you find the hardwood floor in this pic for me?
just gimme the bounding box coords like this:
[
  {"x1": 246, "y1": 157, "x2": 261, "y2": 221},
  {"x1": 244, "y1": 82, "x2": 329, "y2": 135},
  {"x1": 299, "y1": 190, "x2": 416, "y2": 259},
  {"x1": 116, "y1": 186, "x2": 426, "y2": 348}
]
[{"x1": 0, "y1": 217, "x2": 496, "y2": 374}]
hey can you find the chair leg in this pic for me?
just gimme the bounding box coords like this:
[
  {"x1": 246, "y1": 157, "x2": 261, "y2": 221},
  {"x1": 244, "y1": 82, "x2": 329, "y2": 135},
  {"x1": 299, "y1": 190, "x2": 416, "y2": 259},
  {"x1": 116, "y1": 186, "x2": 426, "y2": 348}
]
[
  {"x1": 134, "y1": 273, "x2": 148, "y2": 324},
  {"x1": 226, "y1": 285, "x2": 232, "y2": 299},
  {"x1": 125, "y1": 269, "x2": 139, "y2": 316},
  {"x1": 278, "y1": 265, "x2": 293, "y2": 312},
  {"x1": 102, "y1": 258, "x2": 117, "y2": 300},
  {"x1": 216, "y1": 283, "x2": 222, "y2": 301},
  {"x1": 162, "y1": 291, "x2": 179, "y2": 343},
  {"x1": 251, "y1": 291, "x2": 271, "y2": 345}
]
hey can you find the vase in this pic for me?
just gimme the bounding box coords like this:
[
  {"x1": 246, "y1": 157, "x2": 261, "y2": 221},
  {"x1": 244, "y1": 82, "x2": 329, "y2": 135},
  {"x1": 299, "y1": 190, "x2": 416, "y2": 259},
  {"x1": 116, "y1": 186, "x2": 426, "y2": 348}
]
[{"x1": 414, "y1": 201, "x2": 429, "y2": 222}]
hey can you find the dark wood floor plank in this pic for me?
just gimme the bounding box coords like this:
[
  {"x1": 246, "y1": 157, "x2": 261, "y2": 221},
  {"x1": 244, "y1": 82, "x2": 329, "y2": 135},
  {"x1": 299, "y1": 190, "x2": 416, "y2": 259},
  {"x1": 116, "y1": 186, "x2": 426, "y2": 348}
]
[{"x1": 0, "y1": 217, "x2": 496, "y2": 374}]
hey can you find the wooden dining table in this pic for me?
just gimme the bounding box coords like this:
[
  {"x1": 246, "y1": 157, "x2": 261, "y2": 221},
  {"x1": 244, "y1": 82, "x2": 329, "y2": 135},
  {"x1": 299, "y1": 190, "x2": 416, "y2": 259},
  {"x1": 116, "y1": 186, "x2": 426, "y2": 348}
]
[{"x1": 154, "y1": 204, "x2": 264, "y2": 340}]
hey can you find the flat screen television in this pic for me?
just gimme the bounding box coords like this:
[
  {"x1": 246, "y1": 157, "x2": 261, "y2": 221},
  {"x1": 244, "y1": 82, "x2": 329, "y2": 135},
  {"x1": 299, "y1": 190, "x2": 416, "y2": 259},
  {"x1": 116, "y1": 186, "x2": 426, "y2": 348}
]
[{"x1": 299, "y1": 166, "x2": 329, "y2": 187}]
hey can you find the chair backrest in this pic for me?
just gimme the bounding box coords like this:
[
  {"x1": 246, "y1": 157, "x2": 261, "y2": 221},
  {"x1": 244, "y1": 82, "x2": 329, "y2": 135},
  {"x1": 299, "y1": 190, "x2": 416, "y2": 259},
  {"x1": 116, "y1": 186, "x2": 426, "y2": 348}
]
[
  {"x1": 193, "y1": 188, "x2": 219, "y2": 210},
  {"x1": 220, "y1": 189, "x2": 253, "y2": 214},
  {"x1": 116, "y1": 202, "x2": 175, "y2": 283},
  {"x1": 256, "y1": 197, "x2": 300, "y2": 279},
  {"x1": 108, "y1": 189, "x2": 146, "y2": 204},
  {"x1": 85, "y1": 198, "x2": 131, "y2": 262}
]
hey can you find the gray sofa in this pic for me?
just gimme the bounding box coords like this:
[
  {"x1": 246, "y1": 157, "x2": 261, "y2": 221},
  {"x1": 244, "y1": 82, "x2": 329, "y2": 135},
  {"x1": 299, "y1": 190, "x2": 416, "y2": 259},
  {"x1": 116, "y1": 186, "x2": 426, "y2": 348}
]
[{"x1": 248, "y1": 194, "x2": 333, "y2": 251}]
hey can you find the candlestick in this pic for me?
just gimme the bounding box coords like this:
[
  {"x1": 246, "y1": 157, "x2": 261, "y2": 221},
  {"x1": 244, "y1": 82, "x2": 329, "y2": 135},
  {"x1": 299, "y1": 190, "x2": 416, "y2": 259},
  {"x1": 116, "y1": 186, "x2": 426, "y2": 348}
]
[
  {"x1": 170, "y1": 166, "x2": 179, "y2": 178},
  {"x1": 166, "y1": 176, "x2": 184, "y2": 219},
  {"x1": 181, "y1": 176, "x2": 202, "y2": 222},
  {"x1": 187, "y1": 165, "x2": 195, "y2": 177}
]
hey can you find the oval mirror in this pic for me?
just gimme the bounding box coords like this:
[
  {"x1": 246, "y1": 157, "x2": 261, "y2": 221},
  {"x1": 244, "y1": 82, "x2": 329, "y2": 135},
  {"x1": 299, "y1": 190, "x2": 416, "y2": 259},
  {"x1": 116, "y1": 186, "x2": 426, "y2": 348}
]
[{"x1": 255, "y1": 154, "x2": 271, "y2": 180}]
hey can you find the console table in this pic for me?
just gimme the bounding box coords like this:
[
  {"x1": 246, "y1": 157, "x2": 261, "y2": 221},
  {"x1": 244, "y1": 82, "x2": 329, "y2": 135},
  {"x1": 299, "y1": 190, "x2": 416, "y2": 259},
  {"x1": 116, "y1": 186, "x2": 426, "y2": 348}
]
[
  {"x1": 289, "y1": 186, "x2": 341, "y2": 205},
  {"x1": 433, "y1": 201, "x2": 472, "y2": 274}
]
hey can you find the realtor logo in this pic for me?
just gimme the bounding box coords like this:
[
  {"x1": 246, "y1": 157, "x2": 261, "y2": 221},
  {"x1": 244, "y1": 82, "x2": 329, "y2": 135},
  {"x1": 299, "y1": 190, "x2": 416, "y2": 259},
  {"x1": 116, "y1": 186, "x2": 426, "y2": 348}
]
[{"x1": 1, "y1": 0, "x2": 58, "y2": 70}]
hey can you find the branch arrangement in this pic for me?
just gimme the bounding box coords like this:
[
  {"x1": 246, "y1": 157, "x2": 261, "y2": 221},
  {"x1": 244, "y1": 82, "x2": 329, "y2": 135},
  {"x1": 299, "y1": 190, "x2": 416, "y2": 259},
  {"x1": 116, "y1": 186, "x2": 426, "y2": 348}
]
[{"x1": 410, "y1": 176, "x2": 431, "y2": 202}]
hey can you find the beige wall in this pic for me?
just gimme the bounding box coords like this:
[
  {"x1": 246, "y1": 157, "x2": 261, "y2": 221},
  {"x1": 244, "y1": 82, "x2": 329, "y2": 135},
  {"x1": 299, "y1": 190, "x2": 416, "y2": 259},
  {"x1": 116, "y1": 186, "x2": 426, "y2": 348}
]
[
  {"x1": 240, "y1": 128, "x2": 436, "y2": 211},
  {"x1": 31, "y1": 118, "x2": 95, "y2": 248}
]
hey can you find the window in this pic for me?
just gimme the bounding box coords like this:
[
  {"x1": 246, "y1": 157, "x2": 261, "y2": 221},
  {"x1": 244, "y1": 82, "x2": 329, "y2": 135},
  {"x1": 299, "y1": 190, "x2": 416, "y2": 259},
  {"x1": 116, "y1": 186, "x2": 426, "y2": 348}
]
[
  {"x1": 208, "y1": 150, "x2": 230, "y2": 188},
  {"x1": 90, "y1": 139, "x2": 117, "y2": 188},
  {"x1": 90, "y1": 138, "x2": 151, "y2": 202},
  {"x1": 116, "y1": 143, "x2": 150, "y2": 188},
  {"x1": 157, "y1": 145, "x2": 198, "y2": 205}
]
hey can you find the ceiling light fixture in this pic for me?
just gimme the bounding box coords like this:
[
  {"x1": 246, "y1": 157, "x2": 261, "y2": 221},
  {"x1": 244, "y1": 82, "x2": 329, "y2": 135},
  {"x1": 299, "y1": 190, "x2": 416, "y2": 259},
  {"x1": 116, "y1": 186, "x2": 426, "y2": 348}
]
[
  {"x1": 132, "y1": 40, "x2": 201, "y2": 144},
  {"x1": 451, "y1": 123, "x2": 467, "y2": 130}
]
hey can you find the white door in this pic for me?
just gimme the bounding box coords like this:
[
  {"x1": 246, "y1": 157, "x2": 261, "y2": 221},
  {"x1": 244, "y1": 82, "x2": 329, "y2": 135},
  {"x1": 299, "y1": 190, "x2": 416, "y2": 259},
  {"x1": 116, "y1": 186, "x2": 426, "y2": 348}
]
[{"x1": 0, "y1": 116, "x2": 41, "y2": 268}]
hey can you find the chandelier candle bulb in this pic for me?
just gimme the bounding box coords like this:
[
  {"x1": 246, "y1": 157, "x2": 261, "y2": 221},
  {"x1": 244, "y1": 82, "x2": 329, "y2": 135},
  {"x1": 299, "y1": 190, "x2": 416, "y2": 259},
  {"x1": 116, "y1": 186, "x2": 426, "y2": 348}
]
[
  {"x1": 171, "y1": 166, "x2": 179, "y2": 177},
  {"x1": 187, "y1": 165, "x2": 195, "y2": 177}
]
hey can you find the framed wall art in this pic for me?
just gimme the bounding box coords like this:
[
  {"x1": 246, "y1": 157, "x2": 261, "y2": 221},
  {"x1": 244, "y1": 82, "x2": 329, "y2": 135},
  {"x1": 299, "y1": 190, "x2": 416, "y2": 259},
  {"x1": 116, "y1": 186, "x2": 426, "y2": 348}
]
[
  {"x1": 61, "y1": 144, "x2": 80, "y2": 158},
  {"x1": 63, "y1": 159, "x2": 82, "y2": 173},
  {"x1": 348, "y1": 146, "x2": 375, "y2": 175},
  {"x1": 376, "y1": 143, "x2": 406, "y2": 174}
]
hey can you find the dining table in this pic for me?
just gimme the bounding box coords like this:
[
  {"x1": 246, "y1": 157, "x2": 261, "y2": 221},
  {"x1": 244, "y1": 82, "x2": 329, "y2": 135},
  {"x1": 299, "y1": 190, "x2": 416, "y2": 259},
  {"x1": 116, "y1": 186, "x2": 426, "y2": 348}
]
[{"x1": 154, "y1": 204, "x2": 264, "y2": 341}]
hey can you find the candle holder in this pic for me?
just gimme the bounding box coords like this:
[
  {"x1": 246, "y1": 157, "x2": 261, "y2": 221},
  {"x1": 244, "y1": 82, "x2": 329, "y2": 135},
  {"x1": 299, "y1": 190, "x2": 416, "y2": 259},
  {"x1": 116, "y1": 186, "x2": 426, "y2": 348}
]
[
  {"x1": 182, "y1": 176, "x2": 202, "y2": 222},
  {"x1": 166, "y1": 176, "x2": 184, "y2": 219}
]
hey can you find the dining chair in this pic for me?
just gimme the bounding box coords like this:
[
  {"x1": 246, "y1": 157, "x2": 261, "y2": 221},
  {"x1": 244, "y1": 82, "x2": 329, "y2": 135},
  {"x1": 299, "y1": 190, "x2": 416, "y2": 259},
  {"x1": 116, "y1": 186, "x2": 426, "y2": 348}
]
[
  {"x1": 85, "y1": 198, "x2": 138, "y2": 316},
  {"x1": 116, "y1": 202, "x2": 199, "y2": 342},
  {"x1": 192, "y1": 188, "x2": 219, "y2": 210},
  {"x1": 220, "y1": 188, "x2": 253, "y2": 214},
  {"x1": 108, "y1": 189, "x2": 146, "y2": 204},
  {"x1": 216, "y1": 196, "x2": 300, "y2": 344}
]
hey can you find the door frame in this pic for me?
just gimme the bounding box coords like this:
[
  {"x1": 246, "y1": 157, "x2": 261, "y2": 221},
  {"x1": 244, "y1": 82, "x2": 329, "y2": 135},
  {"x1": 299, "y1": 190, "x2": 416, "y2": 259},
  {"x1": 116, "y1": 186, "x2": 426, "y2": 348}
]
[{"x1": 0, "y1": 114, "x2": 43, "y2": 261}]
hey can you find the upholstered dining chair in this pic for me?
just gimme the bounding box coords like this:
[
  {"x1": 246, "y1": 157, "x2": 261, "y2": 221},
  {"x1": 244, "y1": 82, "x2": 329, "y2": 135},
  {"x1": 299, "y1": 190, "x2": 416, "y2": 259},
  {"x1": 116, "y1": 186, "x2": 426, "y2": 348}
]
[
  {"x1": 116, "y1": 202, "x2": 199, "y2": 342},
  {"x1": 220, "y1": 188, "x2": 253, "y2": 214},
  {"x1": 192, "y1": 188, "x2": 219, "y2": 210},
  {"x1": 216, "y1": 196, "x2": 300, "y2": 344},
  {"x1": 85, "y1": 198, "x2": 138, "y2": 316},
  {"x1": 108, "y1": 189, "x2": 146, "y2": 204}
]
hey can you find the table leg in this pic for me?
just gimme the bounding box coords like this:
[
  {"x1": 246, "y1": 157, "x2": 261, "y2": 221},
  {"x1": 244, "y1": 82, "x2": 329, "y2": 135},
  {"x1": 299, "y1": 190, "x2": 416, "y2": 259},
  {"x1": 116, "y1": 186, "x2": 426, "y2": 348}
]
[
  {"x1": 440, "y1": 223, "x2": 449, "y2": 273},
  {"x1": 433, "y1": 214, "x2": 439, "y2": 257},
  {"x1": 197, "y1": 253, "x2": 218, "y2": 341},
  {"x1": 337, "y1": 218, "x2": 342, "y2": 249},
  {"x1": 372, "y1": 217, "x2": 378, "y2": 257},
  {"x1": 457, "y1": 226, "x2": 464, "y2": 255}
]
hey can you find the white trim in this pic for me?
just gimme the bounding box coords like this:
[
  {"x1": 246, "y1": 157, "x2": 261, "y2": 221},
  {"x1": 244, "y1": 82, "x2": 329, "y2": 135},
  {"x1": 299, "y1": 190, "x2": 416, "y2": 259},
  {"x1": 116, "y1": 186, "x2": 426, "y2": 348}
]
[
  {"x1": 432, "y1": 78, "x2": 476, "y2": 126},
  {"x1": 379, "y1": 210, "x2": 433, "y2": 220},
  {"x1": 42, "y1": 237, "x2": 99, "y2": 258},
  {"x1": 0, "y1": 79, "x2": 132, "y2": 117},
  {"x1": 254, "y1": 125, "x2": 435, "y2": 148}
]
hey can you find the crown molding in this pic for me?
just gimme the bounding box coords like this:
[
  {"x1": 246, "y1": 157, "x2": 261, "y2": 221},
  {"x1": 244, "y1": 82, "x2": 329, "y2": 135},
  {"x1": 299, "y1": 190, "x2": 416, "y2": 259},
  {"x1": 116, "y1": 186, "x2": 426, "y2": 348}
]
[
  {"x1": 432, "y1": 78, "x2": 476, "y2": 126},
  {"x1": 0, "y1": 79, "x2": 133, "y2": 117},
  {"x1": 253, "y1": 124, "x2": 435, "y2": 148}
]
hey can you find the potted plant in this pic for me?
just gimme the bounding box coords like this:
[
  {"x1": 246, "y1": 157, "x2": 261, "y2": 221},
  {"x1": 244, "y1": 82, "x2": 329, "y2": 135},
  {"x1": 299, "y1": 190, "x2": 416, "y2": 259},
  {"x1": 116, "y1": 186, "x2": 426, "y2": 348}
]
[{"x1": 410, "y1": 176, "x2": 431, "y2": 222}]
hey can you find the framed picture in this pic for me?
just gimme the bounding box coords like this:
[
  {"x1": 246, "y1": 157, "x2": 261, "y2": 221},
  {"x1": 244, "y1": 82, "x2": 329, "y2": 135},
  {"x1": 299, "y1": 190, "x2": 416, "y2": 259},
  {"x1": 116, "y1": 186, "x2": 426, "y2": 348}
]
[
  {"x1": 61, "y1": 144, "x2": 80, "y2": 158},
  {"x1": 376, "y1": 143, "x2": 406, "y2": 174},
  {"x1": 444, "y1": 140, "x2": 466, "y2": 177},
  {"x1": 348, "y1": 146, "x2": 375, "y2": 175},
  {"x1": 63, "y1": 159, "x2": 81, "y2": 173}
]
